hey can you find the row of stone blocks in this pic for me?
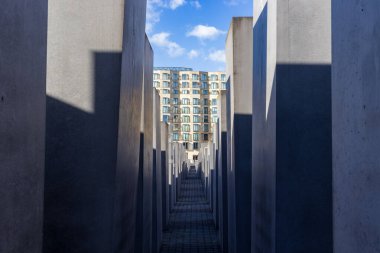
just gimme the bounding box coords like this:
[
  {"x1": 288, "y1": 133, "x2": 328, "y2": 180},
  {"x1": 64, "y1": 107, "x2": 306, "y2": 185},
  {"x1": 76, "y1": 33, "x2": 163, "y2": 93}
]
[
  {"x1": 0, "y1": 1, "x2": 171, "y2": 253},
  {"x1": 203, "y1": 1, "x2": 380, "y2": 252}
]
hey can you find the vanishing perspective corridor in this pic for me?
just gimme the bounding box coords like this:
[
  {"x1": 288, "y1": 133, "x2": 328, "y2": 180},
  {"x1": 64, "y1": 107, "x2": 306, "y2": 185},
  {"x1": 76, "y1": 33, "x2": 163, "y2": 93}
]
[{"x1": 161, "y1": 167, "x2": 221, "y2": 253}]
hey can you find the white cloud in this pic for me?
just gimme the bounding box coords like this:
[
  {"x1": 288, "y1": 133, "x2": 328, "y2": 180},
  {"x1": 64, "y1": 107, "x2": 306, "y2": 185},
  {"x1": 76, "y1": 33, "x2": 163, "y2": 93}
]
[
  {"x1": 208, "y1": 50, "x2": 226, "y2": 63},
  {"x1": 190, "y1": 1, "x2": 202, "y2": 9},
  {"x1": 187, "y1": 25, "x2": 226, "y2": 40},
  {"x1": 169, "y1": 0, "x2": 186, "y2": 9},
  {"x1": 188, "y1": 50, "x2": 200, "y2": 59},
  {"x1": 150, "y1": 32, "x2": 185, "y2": 57}
]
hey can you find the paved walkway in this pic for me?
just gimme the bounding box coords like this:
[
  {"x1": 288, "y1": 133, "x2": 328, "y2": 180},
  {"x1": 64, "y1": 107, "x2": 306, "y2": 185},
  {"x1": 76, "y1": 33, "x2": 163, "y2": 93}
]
[{"x1": 161, "y1": 168, "x2": 221, "y2": 253}]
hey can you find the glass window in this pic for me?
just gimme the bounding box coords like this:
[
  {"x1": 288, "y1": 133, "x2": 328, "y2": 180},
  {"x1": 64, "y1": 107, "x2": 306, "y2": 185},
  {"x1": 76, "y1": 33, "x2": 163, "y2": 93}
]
[
  {"x1": 163, "y1": 73, "x2": 170, "y2": 80},
  {"x1": 221, "y1": 82, "x2": 227, "y2": 89},
  {"x1": 211, "y1": 82, "x2": 219, "y2": 89},
  {"x1": 203, "y1": 107, "x2": 209, "y2": 114},
  {"x1": 193, "y1": 90, "x2": 200, "y2": 94},
  {"x1": 192, "y1": 74, "x2": 198, "y2": 80},
  {"x1": 210, "y1": 74, "x2": 218, "y2": 81},
  {"x1": 193, "y1": 98, "x2": 200, "y2": 105},
  {"x1": 162, "y1": 89, "x2": 170, "y2": 94},
  {"x1": 182, "y1": 107, "x2": 190, "y2": 114},
  {"x1": 154, "y1": 73, "x2": 160, "y2": 80},
  {"x1": 173, "y1": 89, "x2": 179, "y2": 94},
  {"x1": 172, "y1": 82, "x2": 179, "y2": 88},
  {"x1": 212, "y1": 107, "x2": 218, "y2": 114},
  {"x1": 182, "y1": 116, "x2": 190, "y2": 123},
  {"x1": 182, "y1": 82, "x2": 189, "y2": 88},
  {"x1": 173, "y1": 73, "x2": 179, "y2": 80},
  {"x1": 182, "y1": 98, "x2": 190, "y2": 105},
  {"x1": 201, "y1": 82, "x2": 208, "y2": 89},
  {"x1": 213, "y1": 116, "x2": 218, "y2": 123},
  {"x1": 172, "y1": 98, "x2": 179, "y2": 105},
  {"x1": 193, "y1": 107, "x2": 201, "y2": 114},
  {"x1": 162, "y1": 81, "x2": 169, "y2": 88},
  {"x1": 221, "y1": 74, "x2": 226, "y2": 81},
  {"x1": 203, "y1": 98, "x2": 208, "y2": 105},
  {"x1": 193, "y1": 134, "x2": 200, "y2": 141},
  {"x1": 202, "y1": 89, "x2": 209, "y2": 95},
  {"x1": 182, "y1": 90, "x2": 190, "y2": 94},
  {"x1": 193, "y1": 115, "x2": 200, "y2": 123},
  {"x1": 203, "y1": 134, "x2": 209, "y2": 141},
  {"x1": 201, "y1": 74, "x2": 207, "y2": 81},
  {"x1": 193, "y1": 124, "x2": 200, "y2": 132},
  {"x1": 153, "y1": 81, "x2": 160, "y2": 87},
  {"x1": 173, "y1": 115, "x2": 180, "y2": 123},
  {"x1": 204, "y1": 115, "x2": 209, "y2": 123},
  {"x1": 173, "y1": 132, "x2": 179, "y2": 141},
  {"x1": 173, "y1": 106, "x2": 180, "y2": 114},
  {"x1": 212, "y1": 99, "x2": 217, "y2": 106},
  {"x1": 192, "y1": 82, "x2": 199, "y2": 88},
  {"x1": 163, "y1": 115, "x2": 169, "y2": 122},
  {"x1": 183, "y1": 133, "x2": 190, "y2": 141},
  {"x1": 211, "y1": 91, "x2": 219, "y2": 95},
  {"x1": 181, "y1": 74, "x2": 189, "y2": 80},
  {"x1": 162, "y1": 106, "x2": 170, "y2": 113},
  {"x1": 163, "y1": 98, "x2": 170, "y2": 105},
  {"x1": 204, "y1": 124, "x2": 209, "y2": 132},
  {"x1": 182, "y1": 124, "x2": 190, "y2": 132}
]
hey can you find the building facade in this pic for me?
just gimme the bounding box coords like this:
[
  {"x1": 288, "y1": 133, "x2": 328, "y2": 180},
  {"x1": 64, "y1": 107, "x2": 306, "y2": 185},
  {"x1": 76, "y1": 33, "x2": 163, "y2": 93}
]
[{"x1": 153, "y1": 67, "x2": 226, "y2": 160}]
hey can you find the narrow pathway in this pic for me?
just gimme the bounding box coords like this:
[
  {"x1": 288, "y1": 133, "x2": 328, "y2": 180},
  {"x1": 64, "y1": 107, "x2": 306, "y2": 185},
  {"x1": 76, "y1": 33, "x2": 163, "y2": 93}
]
[{"x1": 161, "y1": 167, "x2": 221, "y2": 253}]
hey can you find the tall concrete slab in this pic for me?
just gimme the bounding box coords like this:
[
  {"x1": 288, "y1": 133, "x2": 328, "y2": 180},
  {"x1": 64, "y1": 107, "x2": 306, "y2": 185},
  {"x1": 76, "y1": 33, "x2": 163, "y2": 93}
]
[
  {"x1": 225, "y1": 17, "x2": 253, "y2": 253},
  {"x1": 332, "y1": 1, "x2": 380, "y2": 252},
  {"x1": 44, "y1": 1, "x2": 124, "y2": 252},
  {"x1": 217, "y1": 91, "x2": 229, "y2": 253},
  {"x1": 153, "y1": 90, "x2": 162, "y2": 253},
  {"x1": 252, "y1": 1, "x2": 332, "y2": 252},
  {"x1": 0, "y1": 1, "x2": 47, "y2": 252},
  {"x1": 161, "y1": 123, "x2": 170, "y2": 228},
  {"x1": 112, "y1": 0, "x2": 147, "y2": 252}
]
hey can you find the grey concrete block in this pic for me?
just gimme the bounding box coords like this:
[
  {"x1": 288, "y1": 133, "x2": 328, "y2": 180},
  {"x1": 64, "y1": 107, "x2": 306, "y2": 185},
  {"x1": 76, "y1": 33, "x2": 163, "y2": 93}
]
[
  {"x1": 161, "y1": 123, "x2": 170, "y2": 228},
  {"x1": 252, "y1": 1, "x2": 332, "y2": 252},
  {"x1": 112, "y1": 0, "x2": 147, "y2": 252},
  {"x1": 0, "y1": 1, "x2": 47, "y2": 252},
  {"x1": 225, "y1": 17, "x2": 253, "y2": 253},
  {"x1": 332, "y1": 1, "x2": 380, "y2": 252},
  {"x1": 44, "y1": 1, "x2": 125, "y2": 252}
]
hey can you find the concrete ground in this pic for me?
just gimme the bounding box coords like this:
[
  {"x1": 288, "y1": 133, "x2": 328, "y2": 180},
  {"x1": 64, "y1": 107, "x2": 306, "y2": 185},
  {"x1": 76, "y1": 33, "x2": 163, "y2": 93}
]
[{"x1": 161, "y1": 168, "x2": 221, "y2": 253}]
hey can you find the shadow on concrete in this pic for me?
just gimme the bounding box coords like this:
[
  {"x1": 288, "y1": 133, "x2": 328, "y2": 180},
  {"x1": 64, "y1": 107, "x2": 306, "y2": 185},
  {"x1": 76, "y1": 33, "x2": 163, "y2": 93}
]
[{"x1": 43, "y1": 52, "x2": 122, "y2": 253}]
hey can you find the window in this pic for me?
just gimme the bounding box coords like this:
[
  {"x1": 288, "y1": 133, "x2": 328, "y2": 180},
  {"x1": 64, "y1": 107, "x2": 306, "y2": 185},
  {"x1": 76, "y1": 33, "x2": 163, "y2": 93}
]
[
  {"x1": 212, "y1": 107, "x2": 218, "y2": 114},
  {"x1": 173, "y1": 124, "x2": 180, "y2": 131},
  {"x1": 173, "y1": 132, "x2": 179, "y2": 141},
  {"x1": 163, "y1": 98, "x2": 170, "y2": 105},
  {"x1": 163, "y1": 115, "x2": 169, "y2": 122},
  {"x1": 182, "y1": 116, "x2": 190, "y2": 123},
  {"x1": 162, "y1": 106, "x2": 170, "y2": 113},
  {"x1": 193, "y1": 90, "x2": 200, "y2": 94},
  {"x1": 193, "y1": 98, "x2": 200, "y2": 105},
  {"x1": 183, "y1": 142, "x2": 189, "y2": 149},
  {"x1": 162, "y1": 89, "x2": 170, "y2": 94},
  {"x1": 201, "y1": 73, "x2": 207, "y2": 81},
  {"x1": 193, "y1": 115, "x2": 200, "y2": 123},
  {"x1": 172, "y1": 98, "x2": 179, "y2": 105},
  {"x1": 221, "y1": 74, "x2": 226, "y2": 81},
  {"x1": 211, "y1": 82, "x2": 219, "y2": 89},
  {"x1": 183, "y1": 133, "x2": 190, "y2": 141},
  {"x1": 192, "y1": 82, "x2": 199, "y2": 88},
  {"x1": 173, "y1": 115, "x2": 180, "y2": 123},
  {"x1": 213, "y1": 116, "x2": 218, "y2": 123},
  {"x1": 204, "y1": 124, "x2": 209, "y2": 132},
  {"x1": 210, "y1": 74, "x2": 218, "y2": 81},
  {"x1": 181, "y1": 74, "x2": 189, "y2": 80},
  {"x1": 182, "y1": 107, "x2": 190, "y2": 114},
  {"x1": 202, "y1": 89, "x2": 209, "y2": 95},
  {"x1": 162, "y1": 81, "x2": 169, "y2": 88},
  {"x1": 211, "y1": 91, "x2": 219, "y2": 95},
  {"x1": 154, "y1": 73, "x2": 160, "y2": 80},
  {"x1": 203, "y1": 98, "x2": 208, "y2": 105},
  {"x1": 182, "y1": 82, "x2": 189, "y2": 88},
  {"x1": 192, "y1": 74, "x2": 198, "y2": 80},
  {"x1": 203, "y1": 107, "x2": 209, "y2": 114},
  {"x1": 204, "y1": 115, "x2": 209, "y2": 123},
  {"x1": 193, "y1": 107, "x2": 201, "y2": 114},
  {"x1": 182, "y1": 98, "x2": 190, "y2": 105},
  {"x1": 173, "y1": 89, "x2": 179, "y2": 94},
  {"x1": 173, "y1": 73, "x2": 179, "y2": 80},
  {"x1": 182, "y1": 124, "x2": 190, "y2": 132},
  {"x1": 201, "y1": 82, "x2": 208, "y2": 89},
  {"x1": 221, "y1": 82, "x2": 227, "y2": 89},
  {"x1": 153, "y1": 81, "x2": 160, "y2": 87},
  {"x1": 172, "y1": 82, "x2": 179, "y2": 88},
  {"x1": 203, "y1": 134, "x2": 209, "y2": 141},
  {"x1": 163, "y1": 73, "x2": 170, "y2": 80},
  {"x1": 182, "y1": 90, "x2": 190, "y2": 94},
  {"x1": 212, "y1": 99, "x2": 217, "y2": 106},
  {"x1": 193, "y1": 124, "x2": 200, "y2": 132},
  {"x1": 193, "y1": 134, "x2": 200, "y2": 141},
  {"x1": 173, "y1": 107, "x2": 180, "y2": 114}
]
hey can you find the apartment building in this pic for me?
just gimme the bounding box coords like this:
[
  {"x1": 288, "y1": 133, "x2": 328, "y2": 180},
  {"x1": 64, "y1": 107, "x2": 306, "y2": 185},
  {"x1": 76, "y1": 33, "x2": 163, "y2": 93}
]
[{"x1": 153, "y1": 67, "x2": 227, "y2": 160}]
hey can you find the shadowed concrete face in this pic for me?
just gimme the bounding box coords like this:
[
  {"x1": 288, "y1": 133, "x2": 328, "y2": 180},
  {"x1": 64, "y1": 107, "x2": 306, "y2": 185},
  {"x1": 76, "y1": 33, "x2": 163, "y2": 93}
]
[
  {"x1": 0, "y1": 1, "x2": 47, "y2": 252},
  {"x1": 252, "y1": 1, "x2": 332, "y2": 252},
  {"x1": 226, "y1": 17, "x2": 253, "y2": 253},
  {"x1": 332, "y1": 1, "x2": 380, "y2": 252}
]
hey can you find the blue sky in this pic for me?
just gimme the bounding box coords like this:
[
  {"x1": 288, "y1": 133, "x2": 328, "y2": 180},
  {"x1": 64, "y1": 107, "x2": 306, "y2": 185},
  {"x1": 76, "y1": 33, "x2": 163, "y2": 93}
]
[{"x1": 146, "y1": 0, "x2": 253, "y2": 72}]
